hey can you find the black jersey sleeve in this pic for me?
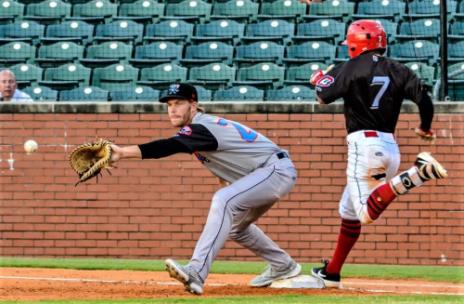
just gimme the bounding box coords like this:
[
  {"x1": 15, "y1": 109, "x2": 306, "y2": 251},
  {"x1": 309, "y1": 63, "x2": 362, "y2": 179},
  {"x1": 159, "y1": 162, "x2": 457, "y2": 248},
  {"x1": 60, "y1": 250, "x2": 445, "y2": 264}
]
[
  {"x1": 171, "y1": 123, "x2": 219, "y2": 153},
  {"x1": 138, "y1": 138, "x2": 191, "y2": 159},
  {"x1": 315, "y1": 62, "x2": 350, "y2": 104}
]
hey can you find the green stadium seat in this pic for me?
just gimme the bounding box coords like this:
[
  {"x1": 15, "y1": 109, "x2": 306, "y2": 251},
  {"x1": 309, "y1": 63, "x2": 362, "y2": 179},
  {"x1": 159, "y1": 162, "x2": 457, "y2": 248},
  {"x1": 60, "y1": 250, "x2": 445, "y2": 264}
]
[
  {"x1": 94, "y1": 20, "x2": 144, "y2": 44},
  {"x1": 81, "y1": 42, "x2": 133, "y2": 67},
  {"x1": 235, "y1": 62, "x2": 285, "y2": 89},
  {"x1": 25, "y1": 0, "x2": 71, "y2": 24},
  {"x1": 305, "y1": 0, "x2": 355, "y2": 22},
  {"x1": 182, "y1": 41, "x2": 234, "y2": 65},
  {"x1": 244, "y1": 19, "x2": 294, "y2": 44},
  {"x1": 294, "y1": 19, "x2": 346, "y2": 44},
  {"x1": 284, "y1": 41, "x2": 336, "y2": 64},
  {"x1": 389, "y1": 40, "x2": 439, "y2": 64},
  {"x1": 10, "y1": 63, "x2": 43, "y2": 86},
  {"x1": 407, "y1": 0, "x2": 456, "y2": 18},
  {"x1": 448, "y1": 62, "x2": 464, "y2": 79},
  {"x1": 41, "y1": 62, "x2": 91, "y2": 89},
  {"x1": 448, "y1": 40, "x2": 464, "y2": 62},
  {"x1": 266, "y1": 85, "x2": 316, "y2": 101},
  {"x1": 59, "y1": 86, "x2": 109, "y2": 101},
  {"x1": 92, "y1": 63, "x2": 139, "y2": 91},
  {"x1": 23, "y1": 85, "x2": 58, "y2": 100},
  {"x1": 0, "y1": 41, "x2": 36, "y2": 65},
  {"x1": 447, "y1": 80, "x2": 464, "y2": 101},
  {"x1": 42, "y1": 20, "x2": 94, "y2": 44},
  {"x1": 259, "y1": 0, "x2": 307, "y2": 22},
  {"x1": 214, "y1": 85, "x2": 264, "y2": 101},
  {"x1": 353, "y1": 0, "x2": 405, "y2": 21},
  {"x1": 139, "y1": 63, "x2": 188, "y2": 88},
  {"x1": 405, "y1": 62, "x2": 435, "y2": 86},
  {"x1": 131, "y1": 42, "x2": 183, "y2": 67},
  {"x1": 36, "y1": 41, "x2": 84, "y2": 66},
  {"x1": 211, "y1": 0, "x2": 258, "y2": 22},
  {"x1": 397, "y1": 18, "x2": 440, "y2": 42},
  {"x1": 193, "y1": 19, "x2": 245, "y2": 44},
  {"x1": 449, "y1": 20, "x2": 464, "y2": 39},
  {"x1": 188, "y1": 62, "x2": 236, "y2": 88},
  {"x1": 0, "y1": 21, "x2": 45, "y2": 45},
  {"x1": 0, "y1": 0, "x2": 25, "y2": 24},
  {"x1": 118, "y1": 0, "x2": 165, "y2": 23},
  {"x1": 145, "y1": 20, "x2": 194, "y2": 43},
  {"x1": 285, "y1": 62, "x2": 328, "y2": 85},
  {"x1": 193, "y1": 84, "x2": 212, "y2": 101},
  {"x1": 110, "y1": 86, "x2": 160, "y2": 101},
  {"x1": 235, "y1": 41, "x2": 284, "y2": 64},
  {"x1": 165, "y1": 0, "x2": 212, "y2": 23},
  {"x1": 72, "y1": 0, "x2": 118, "y2": 23},
  {"x1": 335, "y1": 44, "x2": 348, "y2": 62}
]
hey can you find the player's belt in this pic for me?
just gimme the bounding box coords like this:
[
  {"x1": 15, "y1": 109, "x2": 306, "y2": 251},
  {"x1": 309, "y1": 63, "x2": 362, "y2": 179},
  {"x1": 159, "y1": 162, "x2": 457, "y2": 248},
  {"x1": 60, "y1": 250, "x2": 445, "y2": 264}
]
[{"x1": 276, "y1": 151, "x2": 289, "y2": 159}]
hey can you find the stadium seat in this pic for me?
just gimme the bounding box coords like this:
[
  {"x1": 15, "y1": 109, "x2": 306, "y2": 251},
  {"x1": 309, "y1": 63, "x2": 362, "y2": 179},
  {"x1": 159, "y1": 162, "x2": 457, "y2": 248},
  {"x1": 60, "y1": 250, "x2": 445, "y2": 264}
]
[
  {"x1": 235, "y1": 41, "x2": 285, "y2": 64},
  {"x1": 259, "y1": 0, "x2": 307, "y2": 22},
  {"x1": 284, "y1": 41, "x2": 336, "y2": 64},
  {"x1": 397, "y1": 19, "x2": 440, "y2": 42},
  {"x1": 448, "y1": 40, "x2": 464, "y2": 62},
  {"x1": 389, "y1": 40, "x2": 439, "y2": 64},
  {"x1": 266, "y1": 85, "x2": 316, "y2": 101},
  {"x1": 193, "y1": 19, "x2": 245, "y2": 44},
  {"x1": 244, "y1": 19, "x2": 294, "y2": 44},
  {"x1": 42, "y1": 20, "x2": 94, "y2": 44},
  {"x1": 139, "y1": 63, "x2": 188, "y2": 88},
  {"x1": 41, "y1": 62, "x2": 91, "y2": 89},
  {"x1": 145, "y1": 20, "x2": 194, "y2": 43},
  {"x1": 405, "y1": 62, "x2": 435, "y2": 86},
  {"x1": 374, "y1": 19, "x2": 398, "y2": 38},
  {"x1": 59, "y1": 86, "x2": 109, "y2": 101},
  {"x1": 214, "y1": 85, "x2": 264, "y2": 101},
  {"x1": 131, "y1": 42, "x2": 183, "y2": 67},
  {"x1": 92, "y1": 63, "x2": 139, "y2": 91},
  {"x1": 36, "y1": 41, "x2": 84, "y2": 66},
  {"x1": 0, "y1": 42, "x2": 36, "y2": 65},
  {"x1": 188, "y1": 62, "x2": 236, "y2": 88},
  {"x1": 447, "y1": 80, "x2": 464, "y2": 101},
  {"x1": 165, "y1": 0, "x2": 212, "y2": 23},
  {"x1": 72, "y1": 0, "x2": 118, "y2": 23},
  {"x1": 118, "y1": 0, "x2": 165, "y2": 23},
  {"x1": 193, "y1": 84, "x2": 212, "y2": 101},
  {"x1": 407, "y1": 0, "x2": 457, "y2": 18},
  {"x1": 22, "y1": 85, "x2": 58, "y2": 101},
  {"x1": 25, "y1": 0, "x2": 71, "y2": 24},
  {"x1": 449, "y1": 20, "x2": 464, "y2": 39},
  {"x1": 305, "y1": 0, "x2": 355, "y2": 22},
  {"x1": 94, "y1": 20, "x2": 144, "y2": 44},
  {"x1": 448, "y1": 62, "x2": 464, "y2": 79},
  {"x1": 81, "y1": 41, "x2": 133, "y2": 67},
  {"x1": 353, "y1": 0, "x2": 405, "y2": 21},
  {"x1": 182, "y1": 41, "x2": 234, "y2": 65},
  {"x1": 10, "y1": 63, "x2": 43, "y2": 86},
  {"x1": 294, "y1": 19, "x2": 346, "y2": 44},
  {"x1": 0, "y1": 21, "x2": 45, "y2": 45},
  {"x1": 335, "y1": 44, "x2": 348, "y2": 61},
  {"x1": 110, "y1": 86, "x2": 160, "y2": 101},
  {"x1": 0, "y1": 0, "x2": 25, "y2": 24},
  {"x1": 235, "y1": 62, "x2": 285, "y2": 88},
  {"x1": 285, "y1": 62, "x2": 328, "y2": 85},
  {"x1": 211, "y1": 0, "x2": 259, "y2": 22}
]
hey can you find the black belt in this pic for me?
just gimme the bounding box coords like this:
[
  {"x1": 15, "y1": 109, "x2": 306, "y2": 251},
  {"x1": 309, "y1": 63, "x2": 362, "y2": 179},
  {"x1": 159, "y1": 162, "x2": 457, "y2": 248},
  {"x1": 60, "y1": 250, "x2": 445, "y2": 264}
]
[{"x1": 276, "y1": 152, "x2": 289, "y2": 159}]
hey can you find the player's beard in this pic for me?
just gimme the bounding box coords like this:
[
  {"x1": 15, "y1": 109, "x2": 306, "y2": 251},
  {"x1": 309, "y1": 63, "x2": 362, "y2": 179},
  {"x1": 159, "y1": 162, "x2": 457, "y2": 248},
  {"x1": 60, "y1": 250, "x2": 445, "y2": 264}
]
[{"x1": 171, "y1": 104, "x2": 194, "y2": 128}]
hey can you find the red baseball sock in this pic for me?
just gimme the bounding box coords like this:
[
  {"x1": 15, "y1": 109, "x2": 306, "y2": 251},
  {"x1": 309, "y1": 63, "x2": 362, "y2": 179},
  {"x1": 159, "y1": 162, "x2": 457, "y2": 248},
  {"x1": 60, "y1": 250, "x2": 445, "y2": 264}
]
[
  {"x1": 327, "y1": 218, "x2": 361, "y2": 274},
  {"x1": 367, "y1": 183, "x2": 397, "y2": 221}
]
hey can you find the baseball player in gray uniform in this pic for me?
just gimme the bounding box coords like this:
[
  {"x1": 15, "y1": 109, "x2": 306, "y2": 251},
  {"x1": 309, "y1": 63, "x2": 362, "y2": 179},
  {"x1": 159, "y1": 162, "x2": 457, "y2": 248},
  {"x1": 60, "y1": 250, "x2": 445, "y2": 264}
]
[{"x1": 109, "y1": 83, "x2": 301, "y2": 295}]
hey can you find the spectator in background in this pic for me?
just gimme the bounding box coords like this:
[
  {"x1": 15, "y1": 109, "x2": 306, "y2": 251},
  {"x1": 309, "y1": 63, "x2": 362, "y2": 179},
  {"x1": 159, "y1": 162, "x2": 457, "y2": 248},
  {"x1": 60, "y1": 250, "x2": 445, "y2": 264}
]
[{"x1": 0, "y1": 69, "x2": 33, "y2": 102}]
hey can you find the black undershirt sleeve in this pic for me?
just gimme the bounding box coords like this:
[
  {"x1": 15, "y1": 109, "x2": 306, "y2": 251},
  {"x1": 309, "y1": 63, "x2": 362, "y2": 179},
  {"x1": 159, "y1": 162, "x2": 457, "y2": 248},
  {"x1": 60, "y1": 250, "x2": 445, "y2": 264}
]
[
  {"x1": 138, "y1": 138, "x2": 191, "y2": 159},
  {"x1": 417, "y1": 90, "x2": 434, "y2": 132}
]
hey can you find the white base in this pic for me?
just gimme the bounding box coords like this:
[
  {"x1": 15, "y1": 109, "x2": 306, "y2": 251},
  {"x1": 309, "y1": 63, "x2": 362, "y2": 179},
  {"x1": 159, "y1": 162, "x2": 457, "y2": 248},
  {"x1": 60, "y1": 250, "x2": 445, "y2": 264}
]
[{"x1": 269, "y1": 275, "x2": 325, "y2": 289}]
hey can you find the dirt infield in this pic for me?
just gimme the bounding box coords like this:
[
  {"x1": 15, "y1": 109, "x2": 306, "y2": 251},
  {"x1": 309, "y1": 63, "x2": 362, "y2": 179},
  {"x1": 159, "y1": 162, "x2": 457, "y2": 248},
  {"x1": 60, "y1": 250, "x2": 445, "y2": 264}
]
[{"x1": 1, "y1": 268, "x2": 463, "y2": 301}]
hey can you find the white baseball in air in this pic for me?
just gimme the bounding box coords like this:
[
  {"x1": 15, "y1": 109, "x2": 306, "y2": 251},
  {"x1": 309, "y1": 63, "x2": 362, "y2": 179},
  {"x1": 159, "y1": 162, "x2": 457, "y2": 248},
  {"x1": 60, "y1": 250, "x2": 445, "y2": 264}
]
[{"x1": 24, "y1": 139, "x2": 38, "y2": 154}]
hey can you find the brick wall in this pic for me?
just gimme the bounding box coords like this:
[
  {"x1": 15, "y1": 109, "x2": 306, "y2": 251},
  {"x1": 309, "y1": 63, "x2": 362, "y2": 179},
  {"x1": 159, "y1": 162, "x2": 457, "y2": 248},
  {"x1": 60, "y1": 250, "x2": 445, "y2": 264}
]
[{"x1": 0, "y1": 103, "x2": 463, "y2": 265}]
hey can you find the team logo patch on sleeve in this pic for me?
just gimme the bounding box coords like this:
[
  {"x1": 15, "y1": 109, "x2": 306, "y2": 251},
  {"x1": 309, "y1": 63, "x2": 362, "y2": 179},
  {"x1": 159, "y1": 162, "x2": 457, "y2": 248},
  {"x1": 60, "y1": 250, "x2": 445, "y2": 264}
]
[
  {"x1": 316, "y1": 75, "x2": 335, "y2": 88},
  {"x1": 178, "y1": 126, "x2": 192, "y2": 136}
]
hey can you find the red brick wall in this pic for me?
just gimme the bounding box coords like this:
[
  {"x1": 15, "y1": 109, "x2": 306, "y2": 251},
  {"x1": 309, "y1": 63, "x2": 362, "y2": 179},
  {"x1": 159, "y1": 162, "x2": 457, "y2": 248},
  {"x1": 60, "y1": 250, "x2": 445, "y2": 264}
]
[{"x1": 0, "y1": 111, "x2": 462, "y2": 265}]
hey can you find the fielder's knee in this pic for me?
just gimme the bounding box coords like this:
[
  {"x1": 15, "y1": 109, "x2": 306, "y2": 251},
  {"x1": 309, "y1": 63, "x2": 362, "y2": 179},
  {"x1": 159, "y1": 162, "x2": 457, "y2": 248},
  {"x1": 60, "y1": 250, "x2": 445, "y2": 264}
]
[{"x1": 358, "y1": 211, "x2": 374, "y2": 225}]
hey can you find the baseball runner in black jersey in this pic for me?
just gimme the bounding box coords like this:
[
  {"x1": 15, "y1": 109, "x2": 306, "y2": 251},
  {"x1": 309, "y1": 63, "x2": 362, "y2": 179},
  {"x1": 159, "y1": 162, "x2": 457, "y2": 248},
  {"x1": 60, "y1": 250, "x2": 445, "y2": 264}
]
[
  {"x1": 109, "y1": 83, "x2": 301, "y2": 295},
  {"x1": 308, "y1": 20, "x2": 448, "y2": 288}
]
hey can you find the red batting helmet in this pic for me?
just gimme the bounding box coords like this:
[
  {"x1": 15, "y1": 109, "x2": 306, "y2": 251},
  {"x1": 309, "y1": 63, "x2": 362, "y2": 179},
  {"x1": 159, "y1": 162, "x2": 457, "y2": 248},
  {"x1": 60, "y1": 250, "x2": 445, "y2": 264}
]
[{"x1": 343, "y1": 20, "x2": 387, "y2": 59}]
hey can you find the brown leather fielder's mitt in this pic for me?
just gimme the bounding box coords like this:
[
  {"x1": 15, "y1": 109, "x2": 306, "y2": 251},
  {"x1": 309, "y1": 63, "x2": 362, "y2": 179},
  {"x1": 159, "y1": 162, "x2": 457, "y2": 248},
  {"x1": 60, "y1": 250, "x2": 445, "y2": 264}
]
[{"x1": 69, "y1": 138, "x2": 113, "y2": 186}]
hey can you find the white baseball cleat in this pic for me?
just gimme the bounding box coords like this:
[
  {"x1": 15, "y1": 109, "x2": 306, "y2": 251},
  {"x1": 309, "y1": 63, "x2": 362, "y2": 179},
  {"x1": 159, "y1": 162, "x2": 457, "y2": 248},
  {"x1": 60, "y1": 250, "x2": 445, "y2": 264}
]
[
  {"x1": 165, "y1": 259, "x2": 204, "y2": 295},
  {"x1": 250, "y1": 261, "x2": 302, "y2": 287},
  {"x1": 415, "y1": 152, "x2": 448, "y2": 181}
]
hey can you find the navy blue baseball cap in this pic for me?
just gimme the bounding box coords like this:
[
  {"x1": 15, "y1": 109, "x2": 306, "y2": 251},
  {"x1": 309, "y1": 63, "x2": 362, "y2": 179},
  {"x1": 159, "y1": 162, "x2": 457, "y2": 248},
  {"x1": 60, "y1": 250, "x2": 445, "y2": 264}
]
[{"x1": 159, "y1": 83, "x2": 198, "y2": 103}]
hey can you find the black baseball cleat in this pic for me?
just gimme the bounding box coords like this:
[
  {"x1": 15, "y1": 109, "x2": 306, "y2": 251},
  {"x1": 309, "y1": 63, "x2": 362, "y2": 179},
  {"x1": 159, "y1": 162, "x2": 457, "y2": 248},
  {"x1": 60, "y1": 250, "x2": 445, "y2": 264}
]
[
  {"x1": 414, "y1": 152, "x2": 448, "y2": 181},
  {"x1": 311, "y1": 260, "x2": 341, "y2": 288}
]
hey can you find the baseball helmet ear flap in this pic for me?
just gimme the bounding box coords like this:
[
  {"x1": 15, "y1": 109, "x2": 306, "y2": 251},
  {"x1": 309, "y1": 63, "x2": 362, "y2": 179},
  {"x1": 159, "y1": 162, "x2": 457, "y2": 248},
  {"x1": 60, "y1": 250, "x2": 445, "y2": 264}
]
[{"x1": 344, "y1": 20, "x2": 387, "y2": 59}]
